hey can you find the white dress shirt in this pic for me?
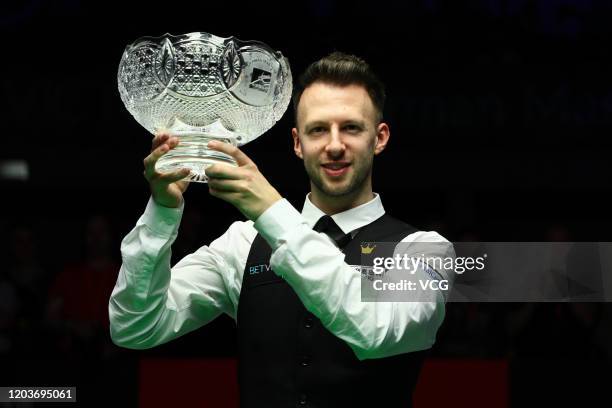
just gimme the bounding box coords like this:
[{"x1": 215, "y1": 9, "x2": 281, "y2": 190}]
[{"x1": 108, "y1": 193, "x2": 453, "y2": 360}]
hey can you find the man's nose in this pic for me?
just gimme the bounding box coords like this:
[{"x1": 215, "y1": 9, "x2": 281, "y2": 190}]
[{"x1": 325, "y1": 126, "x2": 345, "y2": 156}]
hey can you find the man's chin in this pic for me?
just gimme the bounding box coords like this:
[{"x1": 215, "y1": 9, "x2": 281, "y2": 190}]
[
  {"x1": 320, "y1": 181, "x2": 354, "y2": 197},
  {"x1": 307, "y1": 167, "x2": 357, "y2": 197}
]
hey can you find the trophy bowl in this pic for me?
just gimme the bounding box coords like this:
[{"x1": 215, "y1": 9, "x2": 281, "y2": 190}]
[{"x1": 118, "y1": 32, "x2": 292, "y2": 182}]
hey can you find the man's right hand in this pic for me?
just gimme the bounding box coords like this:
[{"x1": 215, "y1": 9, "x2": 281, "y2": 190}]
[{"x1": 143, "y1": 131, "x2": 191, "y2": 208}]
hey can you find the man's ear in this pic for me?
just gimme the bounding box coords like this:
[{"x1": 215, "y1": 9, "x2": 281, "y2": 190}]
[
  {"x1": 292, "y1": 127, "x2": 303, "y2": 159},
  {"x1": 374, "y1": 122, "x2": 390, "y2": 155}
]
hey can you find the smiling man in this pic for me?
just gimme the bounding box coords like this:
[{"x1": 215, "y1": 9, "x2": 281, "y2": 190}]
[
  {"x1": 109, "y1": 52, "x2": 453, "y2": 407},
  {"x1": 292, "y1": 81, "x2": 385, "y2": 214}
]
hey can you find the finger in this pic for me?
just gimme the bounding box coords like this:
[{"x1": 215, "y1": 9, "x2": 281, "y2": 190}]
[
  {"x1": 157, "y1": 167, "x2": 191, "y2": 183},
  {"x1": 208, "y1": 177, "x2": 243, "y2": 192},
  {"x1": 153, "y1": 135, "x2": 181, "y2": 153},
  {"x1": 205, "y1": 163, "x2": 243, "y2": 180},
  {"x1": 208, "y1": 184, "x2": 240, "y2": 202},
  {"x1": 144, "y1": 136, "x2": 182, "y2": 172},
  {"x1": 207, "y1": 141, "x2": 254, "y2": 167},
  {"x1": 154, "y1": 128, "x2": 171, "y2": 138},
  {"x1": 143, "y1": 143, "x2": 172, "y2": 175},
  {"x1": 152, "y1": 132, "x2": 170, "y2": 151}
]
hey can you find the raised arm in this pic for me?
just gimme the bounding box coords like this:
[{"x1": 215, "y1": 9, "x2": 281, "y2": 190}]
[{"x1": 108, "y1": 132, "x2": 250, "y2": 349}]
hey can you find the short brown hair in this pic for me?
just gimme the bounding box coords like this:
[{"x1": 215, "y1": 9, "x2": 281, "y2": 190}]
[{"x1": 292, "y1": 52, "x2": 386, "y2": 124}]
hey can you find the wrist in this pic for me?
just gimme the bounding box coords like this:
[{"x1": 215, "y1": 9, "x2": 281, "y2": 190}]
[
  {"x1": 152, "y1": 191, "x2": 182, "y2": 209},
  {"x1": 143, "y1": 195, "x2": 184, "y2": 237},
  {"x1": 250, "y1": 191, "x2": 282, "y2": 221},
  {"x1": 253, "y1": 198, "x2": 304, "y2": 250}
]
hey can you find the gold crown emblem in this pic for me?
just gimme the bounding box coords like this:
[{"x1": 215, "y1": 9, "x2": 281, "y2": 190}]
[{"x1": 360, "y1": 244, "x2": 376, "y2": 254}]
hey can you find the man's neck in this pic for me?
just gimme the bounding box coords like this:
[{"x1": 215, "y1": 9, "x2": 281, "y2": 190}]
[{"x1": 309, "y1": 186, "x2": 375, "y2": 215}]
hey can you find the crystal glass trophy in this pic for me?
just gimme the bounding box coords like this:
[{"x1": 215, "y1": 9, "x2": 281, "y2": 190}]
[{"x1": 118, "y1": 32, "x2": 292, "y2": 182}]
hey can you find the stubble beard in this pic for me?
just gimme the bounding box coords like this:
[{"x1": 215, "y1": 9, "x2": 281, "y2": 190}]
[{"x1": 305, "y1": 155, "x2": 373, "y2": 198}]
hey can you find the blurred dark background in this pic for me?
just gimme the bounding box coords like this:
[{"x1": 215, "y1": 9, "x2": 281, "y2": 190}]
[{"x1": 1, "y1": 0, "x2": 611, "y2": 406}]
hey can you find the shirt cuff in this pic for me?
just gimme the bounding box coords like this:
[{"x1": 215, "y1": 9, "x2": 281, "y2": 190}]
[
  {"x1": 140, "y1": 196, "x2": 184, "y2": 237},
  {"x1": 253, "y1": 198, "x2": 306, "y2": 250}
]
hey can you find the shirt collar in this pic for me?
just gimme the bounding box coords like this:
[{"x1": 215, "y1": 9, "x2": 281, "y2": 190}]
[{"x1": 300, "y1": 193, "x2": 385, "y2": 234}]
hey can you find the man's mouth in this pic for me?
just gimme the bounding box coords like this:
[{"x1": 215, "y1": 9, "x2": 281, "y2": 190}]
[{"x1": 321, "y1": 162, "x2": 350, "y2": 177}]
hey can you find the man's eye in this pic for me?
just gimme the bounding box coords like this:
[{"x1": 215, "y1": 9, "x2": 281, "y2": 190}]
[
  {"x1": 344, "y1": 125, "x2": 361, "y2": 132},
  {"x1": 310, "y1": 127, "x2": 325, "y2": 134}
]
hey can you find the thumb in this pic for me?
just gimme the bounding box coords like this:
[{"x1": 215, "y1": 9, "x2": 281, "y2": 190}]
[{"x1": 159, "y1": 168, "x2": 191, "y2": 183}]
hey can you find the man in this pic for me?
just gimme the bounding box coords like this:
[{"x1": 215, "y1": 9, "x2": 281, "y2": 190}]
[{"x1": 109, "y1": 52, "x2": 453, "y2": 407}]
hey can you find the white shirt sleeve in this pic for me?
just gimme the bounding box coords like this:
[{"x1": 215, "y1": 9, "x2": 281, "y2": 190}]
[
  {"x1": 108, "y1": 197, "x2": 254, "y2": 349},
  {"x1": 254, "y1": 199, "x2": 455, "y2": 361}
]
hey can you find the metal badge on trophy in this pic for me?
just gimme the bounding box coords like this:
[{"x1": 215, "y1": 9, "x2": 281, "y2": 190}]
[{"x1": 118, "y1": 32, "x2": 292, "y2": 182}]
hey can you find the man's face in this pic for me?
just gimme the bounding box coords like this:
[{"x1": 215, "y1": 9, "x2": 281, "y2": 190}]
[{"x1": 292, "y1": 82, "x2": 389, "y2": 198}]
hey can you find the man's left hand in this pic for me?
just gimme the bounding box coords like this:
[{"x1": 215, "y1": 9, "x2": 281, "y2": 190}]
[{"x1": 205, "y1": 140, "x2": 282, "y2": 221}]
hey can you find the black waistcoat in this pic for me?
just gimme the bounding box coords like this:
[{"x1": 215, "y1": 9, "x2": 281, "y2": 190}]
[{"x1": 237, "y1": 213, "x2": 429, "y2": 408}]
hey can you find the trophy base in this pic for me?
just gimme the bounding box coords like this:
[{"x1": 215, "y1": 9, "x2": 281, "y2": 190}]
[{"x1": 155, "y1": 134, "x2": 238, "y2": 183}]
